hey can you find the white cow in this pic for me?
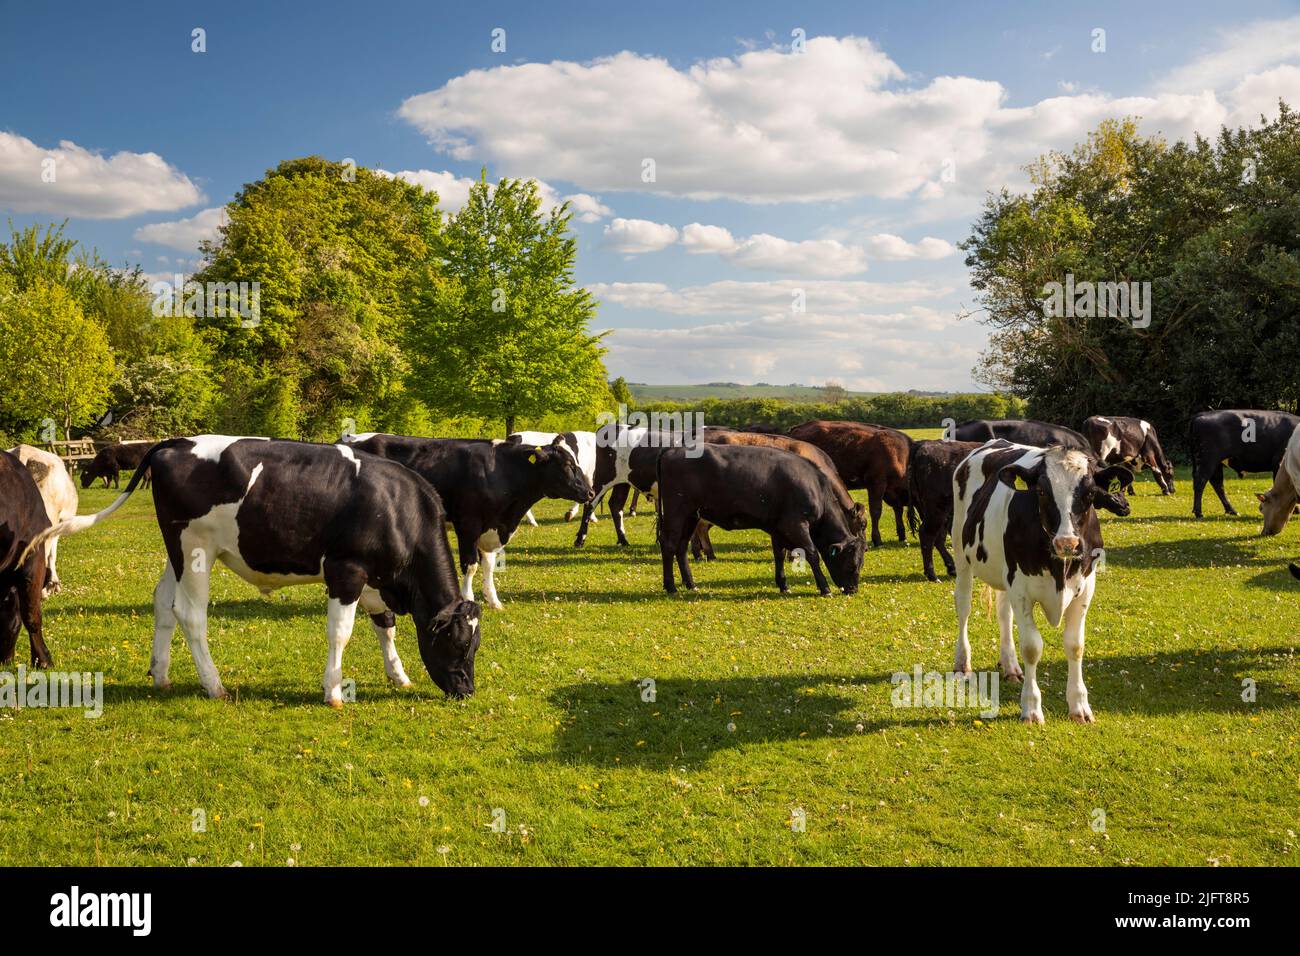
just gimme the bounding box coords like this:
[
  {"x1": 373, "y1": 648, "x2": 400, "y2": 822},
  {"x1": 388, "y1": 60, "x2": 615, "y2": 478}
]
[
  {"x1": 7, "y1": 445, "x2": 78, "y2": 595},
  {"x1": 951, "y1": 440, "x2": 1131, "y2": 724}
]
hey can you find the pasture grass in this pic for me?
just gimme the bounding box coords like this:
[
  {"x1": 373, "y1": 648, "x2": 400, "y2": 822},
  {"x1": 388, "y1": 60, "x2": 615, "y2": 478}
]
[{"x1": 1, "y1": 459, "x2": 1297, "y2": 866}]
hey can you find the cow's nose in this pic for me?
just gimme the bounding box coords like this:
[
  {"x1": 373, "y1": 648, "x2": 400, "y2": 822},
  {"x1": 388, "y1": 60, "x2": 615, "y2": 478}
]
[{"x1": 1053, "y1": 535, "x2": 1082, "y2": 556}]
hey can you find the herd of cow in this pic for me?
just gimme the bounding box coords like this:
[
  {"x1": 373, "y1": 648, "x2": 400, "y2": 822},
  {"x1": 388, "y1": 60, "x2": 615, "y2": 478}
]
[{"x1": 2, "y1": 406, "x2": 1297, "y2": 724}]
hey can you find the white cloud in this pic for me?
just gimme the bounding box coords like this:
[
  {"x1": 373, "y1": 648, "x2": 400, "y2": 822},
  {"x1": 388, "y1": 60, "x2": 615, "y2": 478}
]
[
  {"x1": 1157, "y1": 16, "x2": 1300, "y2": 94},
  {"x1": 681, "y1": 223, "x2": 737, "y2": 254},
  {"x1": 377, "y1": 168, "x2": 611, "y2": 221},
  {"x1": 602, "y1": 218, "x2": 679, "y2": 253},
  {"x1": 398, "y1": 32, "x2": 1300, "y2": 210},
  {"x1": 134, "y1": 206, "x2": 226, "y2": 251},
  {"x1": 1225, "y1": 64, "x2": 1300, "y2": 127},
  {"x1": 862, "y1": 233, "x2": 956, "y2": 261},
  {"x1": 589, "y1": 278, "x2": 952, "y2": 316},
  {"x1": 0, "y1": 132, "x2": 202, "y2": 219}
]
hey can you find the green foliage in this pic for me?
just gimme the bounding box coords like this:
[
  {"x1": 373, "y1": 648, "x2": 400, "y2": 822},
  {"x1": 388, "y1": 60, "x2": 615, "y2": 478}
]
[
  {"x1": 406, "y1": 173, "x2": 609, "y2": 436},
  {"x1": 632, "y1": 392, "x2": 1025, "y2": 431},
  {"x1": 964, "y1": 107, "x2": 1300, "y2": 454},
  {"x1": 194, "y1": 156, "x2": 441, "y2": 438},
  {"x1": 0, "y1": 280, "x2": 115, "y2": 438}
]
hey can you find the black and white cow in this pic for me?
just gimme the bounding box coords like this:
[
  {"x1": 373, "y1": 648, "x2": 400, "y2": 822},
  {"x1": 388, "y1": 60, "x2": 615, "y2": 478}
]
[
  {"x1": 954, "y1": 419, "x2": 1092, "y2": 454},
  {"x1": 23, "y1": 436, "x2": 481, "y2": 705},
  {"x1": 655, "y1": 444, "x2": 866, "y2": 596},
  {"x1": 341, "y1": 433, "x2": 593, "y2": 608},
  {"x1": 952, "y1": 440, "x2": 1131, "y2": 723},
  {"x1": 571, "y1": 424, "x2": 650, "y2": 548},
  {"x1": 0, "y1": 450, "x2": 53, "y2": 667},
  {"x1": 509, "y1": 431, "x2": 599, "y2": 526},
  {"x1": 1081, "y1": 416, "x2": 1175, "y2": 495},
  {"x1": 1188, "y1": 409, "x2": 1300, "y2": 517}
]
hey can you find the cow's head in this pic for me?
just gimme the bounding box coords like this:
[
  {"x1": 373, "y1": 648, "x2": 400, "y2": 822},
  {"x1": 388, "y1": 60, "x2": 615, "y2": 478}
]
[
  {"x1": 1256, "y1": 472, "x2": 1298, "y2": 536},
  {"x1": 823, "y1": 533, "x2": 865, "y2": 594},
  {"x1": 999, "y1": 448, "x2": 1131, "y2": 559},
  {"x1": 79, "y1": 461, "x2": 102, "y2": 489},
  {"x1": 529, "y1": 436, "x2": 594, "y2": 503},
  {"x1": 417, "y1": 599, "x2": 482, "y2": 698}
]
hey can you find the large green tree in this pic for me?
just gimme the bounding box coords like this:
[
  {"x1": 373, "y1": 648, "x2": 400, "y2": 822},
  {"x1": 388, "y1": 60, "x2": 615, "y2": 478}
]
[
  {"x1": 963, "y1": 107, "x2": 1300, "y2": 453},
  {"x1": 406, "y1": 174, "x2": 609, "y2": 436},
  {"x1": 194, "y1": 157, "x2": 441, "y2": 438},
  {"x1": 0, "y1": 280, "x2": 115, "y2": 439}
]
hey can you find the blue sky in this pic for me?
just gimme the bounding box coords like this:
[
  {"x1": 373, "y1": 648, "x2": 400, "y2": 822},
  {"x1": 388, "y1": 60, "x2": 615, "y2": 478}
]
[{"x1": 3, "y1": 0, "x2": 1299, "y2": 390}]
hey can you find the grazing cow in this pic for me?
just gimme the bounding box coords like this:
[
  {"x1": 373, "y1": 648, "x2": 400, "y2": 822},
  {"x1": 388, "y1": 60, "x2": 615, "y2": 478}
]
[
  {"x1": 341, "y1": 433, "x2": 593, "y2": 609},
  {"x1": 0, "y1": 451, "x2": 53, "y2": 668},
  {"x1": 954, "y1": 419, "x2": 1092, "y2": 454},
  {"x1": 1256, "y1": 427, "x2": 1300, "y2": 568},
  {"x1": 571, "y1": 424, "x2": 650, "y2": 548},
  {"x1": 655, "y1": 444, "x2": 866, "y2": 596},
  {"x1": 905, "y1": 439, "x2": 984, "y2": 581},
  {"x1": 1081, "y1": 416, "x2": 1175, "y2": 495},
  {"x1": 691, "y1": 430, "x2": 863, "y2": 561},
  {"x1": 24, "y1": 436, "x2": 481, "y2": 705},
  {"x1": 787, "y1": 420, "x2": 911, "y2": 548},
  {"x1": 7, "y1": 445, "x2": 78, "y2": 594},
  {"x1": 510, "y1": 431, "x2": 599, "y2": 525},
  {"x1": 81, "y1": 441, "x2": 152, "y2": 489},
  {"x1": 1189, "y1": 409, "x2": 1300, "y2": 517},
  {"x1": 952, "y1": 441, "x2": 1131, "y2": 723}
]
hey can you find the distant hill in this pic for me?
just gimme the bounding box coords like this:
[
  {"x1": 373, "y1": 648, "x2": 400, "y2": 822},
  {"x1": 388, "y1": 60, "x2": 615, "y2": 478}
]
[{"x1": 626, "y1": 383, "x2": 954, "y2": 402}]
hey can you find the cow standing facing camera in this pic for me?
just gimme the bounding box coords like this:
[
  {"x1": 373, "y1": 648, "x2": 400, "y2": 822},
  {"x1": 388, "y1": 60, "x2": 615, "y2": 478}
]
[{"x1": 951, "y1": 441, "x2": 1131, "y2": 724}]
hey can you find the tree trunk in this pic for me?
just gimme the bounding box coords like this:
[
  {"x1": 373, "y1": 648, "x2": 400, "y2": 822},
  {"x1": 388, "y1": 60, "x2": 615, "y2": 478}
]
[{"x1": 505, "y1": 415, "x2": 515, "y2": 437}]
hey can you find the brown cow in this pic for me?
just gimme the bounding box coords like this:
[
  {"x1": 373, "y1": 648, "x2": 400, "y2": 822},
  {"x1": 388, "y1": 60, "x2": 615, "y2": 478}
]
[
  {"x1": 906, "y1": 439, "x2": 984, "y2": 581},
  {"x1": 788, "y1": 421, "x2": 912, "y2": 547},
  {"x1": 692, "y1": 431, "x2": 865, "y2": 559}
]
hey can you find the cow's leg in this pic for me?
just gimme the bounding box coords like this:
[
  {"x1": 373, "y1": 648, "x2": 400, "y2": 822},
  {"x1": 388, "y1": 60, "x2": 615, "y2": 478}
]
[
  {"x1": 953, "y1": 562, "x2": 974, "y2": 675},
  {"x1": 523, "y1": 509, "x2": 537, "y2": 527},
  {"x1": 1010, "y1": 597, "x2": 1044, "y2": 724},
  {"x1": 919, "y1": 518, "x2": 938, "y2": 581},
  {"x1": 573, "y1": 500, "x2": 595, "y2": 546},
  {"x1": 0, "y1": 587, "x2": 20, "y2": 664},
  {"x1": 995, "y1": 590, "x2": 1021, "y2": 681},
  {"x1": 322, "y1": 597, "x2": 358, "y2": 709},
  {"x1": 866, "y1": 489, "x2": 884, "y2": 548},
  {"x1": 1062, "y1": 577, "x2": 1094, "y2": 723},
  {"x1": 627, "y1": 489, "x2": 640, "y2": 516},
  {"x1": 771, "y1": 538, "x2": 789, "y2": 593},
  {"x1": 455, "y1": 526, "x2": 480, "y2": 601},
  {"x1": 891, "y1": 500, "x2": 907, "y2": 543},
  {"x1": 935, "y1": 514, "x2": 957, "y2": 578},
  {"x1": 564, "y1": 503, "x2": 581, "y2": 521},
  {"x1": 172, "y1": 554, "x2": 225, "y2": 699},
  {"x1": 1192, "y1": 459, "x2": 1207, "y2": 518},
  {"x1": 44, "y1": 537, "x2": 61, "y2": 595},
  {"x1": 675, "y1": 536, "x2": 695, "y2": 591},
  {"x1": 18, "y1": 552, "x2": 52, "y2": 668},
  {"x1": 1210, "y1": 463, "x2": 1236, "y2": 515},
  {"x1": 149, "y1": 563, "x2": 179, "y2": 689},
  {"x1": 607, "y1": 483, "x2": 631, "y2": 546},
  {"x1": 784, "y1": 523, "x2": 829, "y2": 595},
  {"x1": 361, "y1": 588, "x2": 410, "y2": 688},
  {"x1": 478, "y1": 547, "x2": 503, "y2": 610}
]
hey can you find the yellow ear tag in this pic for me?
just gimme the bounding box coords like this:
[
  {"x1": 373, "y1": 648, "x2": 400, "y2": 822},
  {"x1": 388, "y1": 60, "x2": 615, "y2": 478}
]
[
  {"x1": 528, "y1": 452, "x2": 537, "y2": 463},
  {"x1": 1015, "y1": 477, "x2": 1030, "y2": 492}
]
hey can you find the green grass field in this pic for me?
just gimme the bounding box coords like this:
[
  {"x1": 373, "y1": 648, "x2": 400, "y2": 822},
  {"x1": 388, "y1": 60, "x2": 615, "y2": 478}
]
[{"x1": 2, "y1": 453, "x2": 1297, "y2": 866}]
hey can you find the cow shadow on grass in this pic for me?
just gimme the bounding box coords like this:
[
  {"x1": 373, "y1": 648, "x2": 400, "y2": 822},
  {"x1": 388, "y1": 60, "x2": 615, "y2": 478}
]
[
  {"x1": 542, "y1": 646, "x2": 1298, "y2": 770},
  {"x1": 1103, "y1": 532, "x2": 1285, "y2": 571},
  {"x1": 49, "y1": 597, "x2": 321, "y2": 624}
]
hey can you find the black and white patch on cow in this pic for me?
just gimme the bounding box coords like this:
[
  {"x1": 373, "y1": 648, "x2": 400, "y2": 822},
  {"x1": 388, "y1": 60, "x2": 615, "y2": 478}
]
[
  {"x1": 1082, "y1": 415, "x2": 1175, "y2": 495},
  {"x1": 510, "y1": 431, "x2": 599, "y2": 524},
  {"x1": 24, "y1": 436, "x2": 481, "y2": 706},
  {"x1": 572, "y1": 423, "x2": 651, "y2": 547},
  {"x1": 952, "y1": 441, "x2": 1131, "y2": 724}
]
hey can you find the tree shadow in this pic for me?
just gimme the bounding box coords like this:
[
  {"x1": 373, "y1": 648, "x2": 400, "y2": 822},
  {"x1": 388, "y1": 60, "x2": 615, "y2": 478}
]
[
  {"x1": 47, "y1": 597, "x2": 320, "y2": 622},
  {"x1": 1104, "y1": 532, "x2": 1280, "y2": 570},
  {"x1": 543, "y1": 646, "x2": 1298, "y2": 770}
]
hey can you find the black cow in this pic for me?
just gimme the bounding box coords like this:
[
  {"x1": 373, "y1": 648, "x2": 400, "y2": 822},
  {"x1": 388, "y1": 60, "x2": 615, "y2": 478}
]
[
  {"x1": 25, "y1": 437, "x2": 480, "y2": 704},
  {"x1": 1081, "y1": 416, "x2": 1175, "y2": 495},
  {"x1": 906, "y1": 439, "x2": 985, "y2": 581},
  {"x1": 654, "y1": 444, "x2": 865, "y2": 596},
  {"x1": 0, "y1": 451, "x2": 53, "y2": 667},
  {"x1": 81, "y1": 441, "x2": 152, "y2": 489},
  {"x1": 954, "y1": 419, "x2": 1092, "y2": 454},
  {"x1": 1189, "y1": 409, "x2": 1300, "y2": 517},
  {"x1": 342, "y1": 433, "x2": 593, "y2": 608}
]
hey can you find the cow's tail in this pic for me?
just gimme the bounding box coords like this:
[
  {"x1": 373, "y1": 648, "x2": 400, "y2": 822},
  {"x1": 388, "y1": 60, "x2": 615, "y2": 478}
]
[
  {"x1": 18, "y1": 439, "x2": 173, "y2": 566},
  {"x1": 653, "y1": 449, "x2": 666, "y2": 547},
  {"x1": 905, "y1": 440, "x2": 921, "y2": 535}
]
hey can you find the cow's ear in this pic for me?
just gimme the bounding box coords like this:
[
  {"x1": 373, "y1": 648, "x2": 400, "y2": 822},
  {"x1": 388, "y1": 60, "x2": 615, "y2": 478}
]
[
  {"x1": 1255, "y1": 492, "x2": 1267, "y2": 503},
  {"x1": 998, "y1": 463, "x2": 1037, "y2": 492},
  {"x1": 1094, "y1": 465, "x2": 1132, "y2": 492},
  {"x1": 1092, "y1": 488, "x2": 1130, "y2": 516},
  {"x1": 550, "y1": 435, "x2": 565, "y2": 448}
]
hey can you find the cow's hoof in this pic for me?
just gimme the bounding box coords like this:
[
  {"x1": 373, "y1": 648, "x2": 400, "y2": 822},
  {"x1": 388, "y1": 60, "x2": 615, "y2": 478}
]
[
  {"x1": 487, "y1": 600, "x2": 504, "y2": 611},
  {"x1": 326, "y1": 698, "x2": 344, "y2": 710},
  {"x1": 32, "y1": 657, "x2": 53, "y2": 670},
  {"x1": 1001, "y1": 663, "x2": 1023, "y2": 682},
  {"x1": 1289, "y1": 563, "x2": 1300, "y2": 580},
  {"x1": 1069, "y1": 708, "x2": 1094, "y2": 724},
  {"x1": 153, "y1": 678, "x2": 173, "y2": 691},
  {"x1": 923, "y1": 571, "x2": 938, "y2": 583},
  {"x1": 818, "y1": 589, "x2": 832, "y2": 597},
  {"x1": 665, "y1": 585, "x2": 678, "y2": 595},
  {"x1": 573, "y1": 539, "x2": 586, "y2": 548},
  {"x1": 617, "y1": 539, "x2": 630, "y2": 548},
  {"x1": 210, "y1": 687, "x2": 233, "y2": 702},
  {"x1": 1021, "y1": 710, "x2": 1045, "y2": 725}
]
